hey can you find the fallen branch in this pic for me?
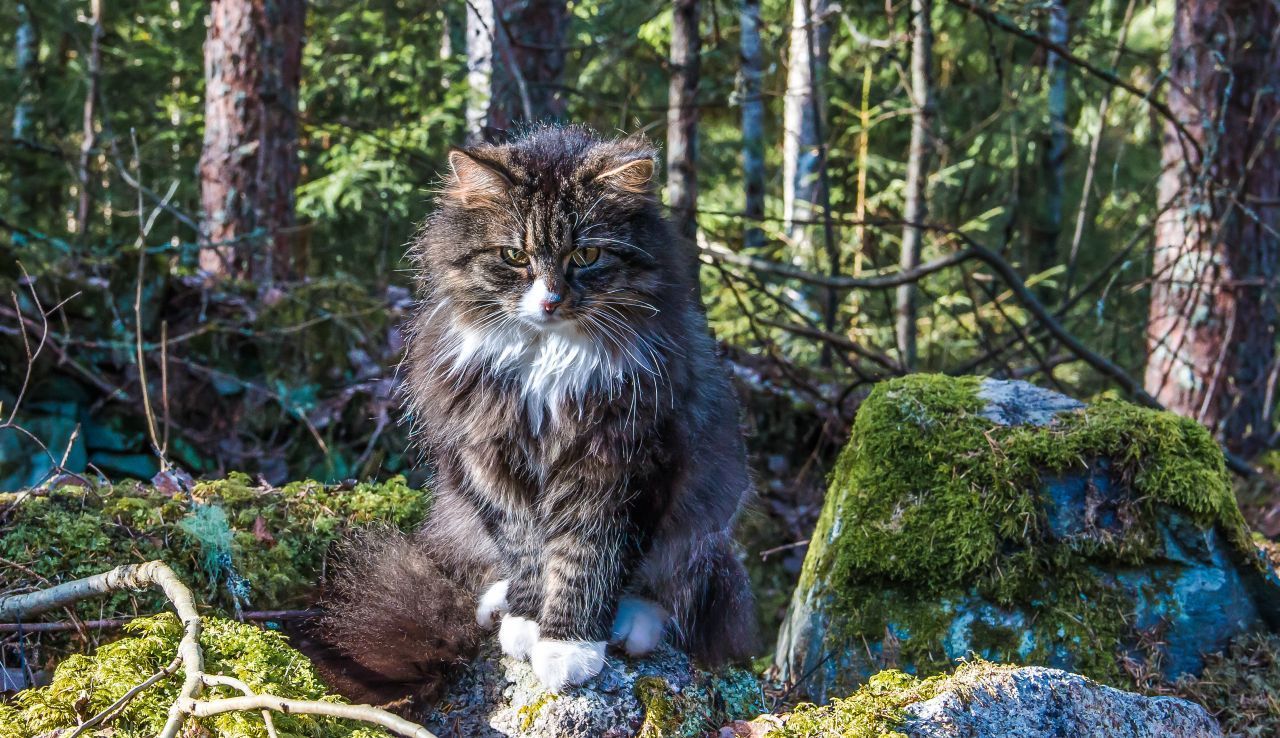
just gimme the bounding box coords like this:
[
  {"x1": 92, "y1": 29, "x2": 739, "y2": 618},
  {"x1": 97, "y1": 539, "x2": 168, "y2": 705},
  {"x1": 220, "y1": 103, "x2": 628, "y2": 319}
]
[{"x1": 0, "y1": 562, "x2": 437, "y2": 738}]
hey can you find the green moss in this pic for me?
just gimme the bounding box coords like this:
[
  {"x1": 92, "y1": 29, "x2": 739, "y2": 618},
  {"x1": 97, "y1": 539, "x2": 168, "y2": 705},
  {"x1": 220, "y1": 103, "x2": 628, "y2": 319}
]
[
  {"x1": 0, "y1": 613, "x2": 389, "y2": 738},
  {"x1": 631, "y1": 669, "x2": 764, "y2": 738},
  {"x1": 0, "y1": 475, "x2": 428, "y2": 668},
  {"x1": 764, "y1": 661, "x2": 1016, "y2": 738},
  {"x1": 800, "y1": 374, "x2": 1252, "y2": 684}
]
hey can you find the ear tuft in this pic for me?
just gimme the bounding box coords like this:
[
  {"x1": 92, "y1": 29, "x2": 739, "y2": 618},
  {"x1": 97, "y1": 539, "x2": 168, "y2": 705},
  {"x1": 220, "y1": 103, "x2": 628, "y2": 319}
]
[
  {"x1": 592, "y1": 157, "x2": 656, "y2": 195},
  {"x1": 446, "y1": 149, "x2": 512, "y2": 204}
]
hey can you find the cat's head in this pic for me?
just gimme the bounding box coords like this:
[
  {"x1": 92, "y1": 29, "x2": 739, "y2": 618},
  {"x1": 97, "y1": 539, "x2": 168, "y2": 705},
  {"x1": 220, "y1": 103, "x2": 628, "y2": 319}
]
[{"x1": 413, "y1": 126, "x2": 687, "y2": 350}]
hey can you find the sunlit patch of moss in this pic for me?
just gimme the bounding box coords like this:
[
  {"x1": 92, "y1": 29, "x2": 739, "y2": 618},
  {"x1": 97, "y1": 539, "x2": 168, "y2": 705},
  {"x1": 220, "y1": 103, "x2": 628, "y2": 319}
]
[
  {"x1": 0, "y1": 613, "x2": 390, "y2": 738},
  {"x1": 635, "y1": 676, "x2": 681, "y2": 737},
  {"x1": 798, "y1": 374, "x2": 1253, "y2": 687},
  {"x1": 762, "y1": 661, "x2": 1016, "y2": 738},
  {"x1": 0, "y1": 475, "x2": 428, "y2": 667}
]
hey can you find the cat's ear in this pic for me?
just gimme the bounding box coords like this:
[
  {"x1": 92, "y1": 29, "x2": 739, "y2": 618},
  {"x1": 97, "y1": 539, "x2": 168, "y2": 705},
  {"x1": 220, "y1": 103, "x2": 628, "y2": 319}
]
[
  {"x1": 591, "y1": 156, "x2": 656, "y2": 196},
  {"x1": 445, "y1": 148, "x2": 513, "y2": 205}
]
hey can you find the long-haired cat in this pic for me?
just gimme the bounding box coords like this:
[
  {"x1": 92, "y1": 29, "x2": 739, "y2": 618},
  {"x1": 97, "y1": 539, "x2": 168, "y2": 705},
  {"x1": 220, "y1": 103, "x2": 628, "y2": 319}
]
[{"x1": 322, "y1": 125, "x2": 756, "y2": 699}]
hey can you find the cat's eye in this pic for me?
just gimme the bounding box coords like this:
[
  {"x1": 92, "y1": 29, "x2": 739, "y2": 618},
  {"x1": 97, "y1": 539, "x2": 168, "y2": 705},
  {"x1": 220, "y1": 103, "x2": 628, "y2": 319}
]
[
  {"x1": 570, "y1": 246, "x2": 601, "y2": 268},
  {"x1": 501, "y1": 247, "x2": 530, "y2": 267}
]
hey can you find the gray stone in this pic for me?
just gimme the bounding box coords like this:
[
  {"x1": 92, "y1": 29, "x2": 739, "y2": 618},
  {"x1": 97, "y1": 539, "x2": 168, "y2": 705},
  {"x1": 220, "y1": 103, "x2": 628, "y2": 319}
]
[
  {"x1": 976, "y1": 377, "x2": 1083, "y2": 427},
  {"x1": 901, "y1": 666, "x2": 1222, "y2": 738},
  {"x1": 423, "y1": 643, "x2": 762, "y2": 738}
]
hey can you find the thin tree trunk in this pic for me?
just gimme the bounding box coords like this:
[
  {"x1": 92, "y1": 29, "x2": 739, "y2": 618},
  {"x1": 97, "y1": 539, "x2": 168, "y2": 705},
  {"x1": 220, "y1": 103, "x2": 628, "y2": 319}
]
[
  {"x1": 782, "y1": 0, "x2": 831, "y2": 266},
  {"x1": 1035, "y1": 0, "x2": 1068, "y2": 277},
  {"x1": 667, "y1": 0, "x2": 701, "y2": 241},
  {"x1": 76, "y1": 0, "x2": 103, "y2": 237},
  {"x1": 895, "y1": 0, "x2": 935, "y2": 370},
  {"x1": 12, "y1": 2, "x2": 38, "y2": 142},
  {"x1": 740, "y1": 0, "x2": 766, "y2": 250},
  {"x1": 1144, "y1": 0, "x2": 1280, "y2": 457},
  {"x1": 464, "y1": 0, "x2": 567, "y2": 143},
  {"x1": 198, "y1": 0, "x2": 305, "y2": 281}
]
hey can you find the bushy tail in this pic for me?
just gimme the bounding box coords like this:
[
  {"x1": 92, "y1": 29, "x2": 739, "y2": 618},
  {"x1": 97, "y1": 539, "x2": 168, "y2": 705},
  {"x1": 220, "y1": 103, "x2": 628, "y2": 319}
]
[
  {"x1": 315, "y1": 528, "x2": 480, "y2": 709},
  {"x1": 673, "y1": 532, "x2": 760, "y2": 666}
]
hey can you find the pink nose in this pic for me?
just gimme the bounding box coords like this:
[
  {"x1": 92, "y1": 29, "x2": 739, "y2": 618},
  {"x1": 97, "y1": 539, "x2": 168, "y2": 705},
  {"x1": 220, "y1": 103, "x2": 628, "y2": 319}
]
[{"x1": 541, "y1": 292, "x2": 563, "y2": 314}]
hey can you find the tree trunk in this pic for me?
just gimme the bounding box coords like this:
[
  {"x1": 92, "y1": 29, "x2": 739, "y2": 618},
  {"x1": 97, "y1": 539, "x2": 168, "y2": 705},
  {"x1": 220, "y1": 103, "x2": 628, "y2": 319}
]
[
  {"x1": 782, "y1": 0, "x2": 831, "y2": 265},
  {"x1": 198, "y1": 0, "x2": 305, "y2": 281},
  {"x1": 740, "y1": 0, "x2": 766, "y2": 250},
  {"x1": 894, "y1": 0, "x2": 935, "y2": 370},
  {"x1": 1144, "y1": 0, "x2": 1280, "y2": 457},
  {"x1": 12, "y1": 2, "x2": 38, "y2": 142},
  {"x1": 1034, "y1": 0, "x2": 1068, "y2": 279},
  {"x1": 667, "y1": 0, "x2": 700, "y2": 241},
  {"x1": 464, "y1": 0, "x2": 568, "y2": 143},
  {"x1": 76, "y1": 0, "x2": 102, "y2": 238}
]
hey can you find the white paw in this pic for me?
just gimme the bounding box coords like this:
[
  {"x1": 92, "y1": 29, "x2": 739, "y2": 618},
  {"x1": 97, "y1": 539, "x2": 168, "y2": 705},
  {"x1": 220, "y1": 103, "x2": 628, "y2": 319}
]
[
  {"x1": 476, "y1": 580, "x2": 510, "y2": 628},
  {"x1": 530, "y1": 639, "x2": 606, "y2": 692},
  {"x1": 499, "y1": 614, "x2": 540, "y2": 660},
  {"x1": 610, "y1": 597, "x2": 668, "y2": 656}
]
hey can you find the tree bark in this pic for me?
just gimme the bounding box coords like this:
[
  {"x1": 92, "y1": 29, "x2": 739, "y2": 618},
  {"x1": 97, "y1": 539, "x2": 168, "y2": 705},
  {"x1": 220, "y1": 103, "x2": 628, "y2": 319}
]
[
  {"x1": 12, "y1": 2, "x2": 38, "y2": 142},
  {"x1": 198, "y1": 0, "x2": 305, "y2": 281},
  {"x1": 667, "y1": 0, "x2": 701, "y2": 241},
  {"x1": 740, "y1": 0, "x2": 766, "y2": 250},
  {"x1": 76, "y1": 0, "x2": 103, "y2": 238},
  {"x1": 1144, "y1": 0, "x2": 1280, "y2": 457},
  {"x1": 464, "y1": 0, "x2": 568, "y2": 143},
  {"x1": 782, "y1": 0, "x2": 832, "y2": 264},
  {"x1": 1035, "y1": 0, "x2": 1068, "y2": 278},
  {"x1": 895, "y1": 0, "x2": 935, "y2": 370}
]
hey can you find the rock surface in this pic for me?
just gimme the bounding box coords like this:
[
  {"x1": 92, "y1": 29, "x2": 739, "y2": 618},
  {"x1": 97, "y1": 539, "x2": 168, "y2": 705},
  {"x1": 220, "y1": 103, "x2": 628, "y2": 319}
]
[
  {"x1": 901, "y1": 666, "x2": 1222, "y2": 738},
  {"x1": 775, "y1": 375, "x2": 1279, "y2": 701},
  {"x1": 423, "y1": 643, "x2": 761, "y2": 738}
]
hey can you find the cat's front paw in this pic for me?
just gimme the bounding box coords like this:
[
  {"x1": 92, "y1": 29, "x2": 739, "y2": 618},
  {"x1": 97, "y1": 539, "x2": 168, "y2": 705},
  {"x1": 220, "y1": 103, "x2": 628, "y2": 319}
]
[
  {"x1": 530, "y1": 639, "x2": 606, "y2": 692},
  {"x1": 498, "y1": 614, "x2": 540, "y2": 660},
  {"x1": 610, "y1": 597, "x2": 668, "y2": 656},
  {"x1": 476, "y1": 580, "x2": 510, "y2": 628}
]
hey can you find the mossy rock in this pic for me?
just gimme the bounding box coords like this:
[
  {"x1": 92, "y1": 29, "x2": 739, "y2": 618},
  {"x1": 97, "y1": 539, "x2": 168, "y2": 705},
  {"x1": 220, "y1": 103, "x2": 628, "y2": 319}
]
[
  {"x1": 775, "y1": 375, "x2": 1279, "y2": 701},
  {"x1": 0, "y1": 474, "x2": 428, "y2": 670},
  {"x1": 0, "y1": 613, "x2": 391, "y2": 737},
  {"x1": 423, "y1": 643, "x2": 762, "y2": 737},
  {"x1": 751, "y1": 661, "x2": 1221, "y2": 738}
]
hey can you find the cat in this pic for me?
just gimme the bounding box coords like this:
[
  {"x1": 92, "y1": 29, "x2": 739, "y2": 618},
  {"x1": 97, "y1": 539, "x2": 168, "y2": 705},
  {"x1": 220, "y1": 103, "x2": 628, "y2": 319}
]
[{"x1": 322, "y1": 125, "x2": 756, "y2": 699}]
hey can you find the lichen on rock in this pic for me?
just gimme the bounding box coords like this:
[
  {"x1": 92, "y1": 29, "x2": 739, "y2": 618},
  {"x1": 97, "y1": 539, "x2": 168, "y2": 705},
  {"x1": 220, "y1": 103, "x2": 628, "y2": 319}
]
[
  {"x1": 0, "y1": 613, "x2": 391, "y2": 738},
  {"x1": 775, "y1": 374, "x2": 1275, "y2": 701},
  {"x1": 423, "y1": 643, "x2": 762, "y2": 738}
]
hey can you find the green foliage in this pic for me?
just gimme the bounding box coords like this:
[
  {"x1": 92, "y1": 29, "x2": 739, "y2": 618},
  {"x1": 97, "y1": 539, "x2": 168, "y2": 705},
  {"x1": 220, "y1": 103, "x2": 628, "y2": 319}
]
[
  {"x1": 631, "y1": 669, "x2": 766, "y2": 738},
  {"x1": 0, "y1": 475, "x2": 428, "y2": 668},
  {"x1": 799, "y1": 374, "x2": 1251, "y2": 683},
  {"x1": 0, "y1": 613, "x2": 390, "y2": 738}
]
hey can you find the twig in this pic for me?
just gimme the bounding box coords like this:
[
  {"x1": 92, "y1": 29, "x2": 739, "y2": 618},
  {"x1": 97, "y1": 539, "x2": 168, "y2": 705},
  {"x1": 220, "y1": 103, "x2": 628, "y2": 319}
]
[
  {"x1": 0, "y1": 563, "x2": 435, "y2": 738},
  {"x1": 0, "y1": 609, "x2": 321, "y2": 633}
]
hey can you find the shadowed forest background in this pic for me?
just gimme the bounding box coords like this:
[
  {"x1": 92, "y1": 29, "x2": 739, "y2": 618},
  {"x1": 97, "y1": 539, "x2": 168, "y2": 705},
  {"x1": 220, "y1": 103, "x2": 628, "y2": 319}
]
[{"x1": 1, "y1": 0, "x2": 1279, "y2": 676}]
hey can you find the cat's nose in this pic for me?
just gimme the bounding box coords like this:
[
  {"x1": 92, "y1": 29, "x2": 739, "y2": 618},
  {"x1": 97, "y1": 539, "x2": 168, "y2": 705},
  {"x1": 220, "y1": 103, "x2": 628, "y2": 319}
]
[{"x1": 541, "y1": 291, "x2": 563, "y2": 314}]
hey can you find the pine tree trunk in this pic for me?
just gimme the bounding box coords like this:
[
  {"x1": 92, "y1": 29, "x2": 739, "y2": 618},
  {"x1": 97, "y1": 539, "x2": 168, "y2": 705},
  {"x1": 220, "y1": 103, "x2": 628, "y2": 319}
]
[
  {"x1": 782, "y1": 0, "x2": 831, "y2": 266},
  {"x1": 465, "y1": 0, "x2": 568, "y2": 142},
  {"x1": 667, "y1": 0, "x2": 701, "y2": 241},
  {"x1": 740, "y1": 0, "x2": 766, "y2": 250},
  {"x1": 12, "y1": 2, "x2": 38, "y2": 142},
  {"x1": 1144, "y1": 0, "x2": 1280, "y2": 457},
  {"x1": 198, "y1": 0, "x2": 305, "y2": 281},
  {"x1": 1035, "y1": 0, "x2": 1068, "y2": 278},
  {"x1": 895, "y1": 0, "x2": 935, "y2": 370},
  {"x1": 76, "y1": 0, "x2": 102, "y2": 238}
]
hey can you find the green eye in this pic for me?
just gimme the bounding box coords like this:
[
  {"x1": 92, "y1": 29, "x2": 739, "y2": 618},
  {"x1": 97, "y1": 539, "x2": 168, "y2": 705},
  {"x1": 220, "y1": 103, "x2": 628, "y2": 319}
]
[
  {"x1": 570, "y1": 246, "x2": 601, "y2": 267},
  {"x1": 501, "y1": 247, "x2": 530, "y2": 267}
]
